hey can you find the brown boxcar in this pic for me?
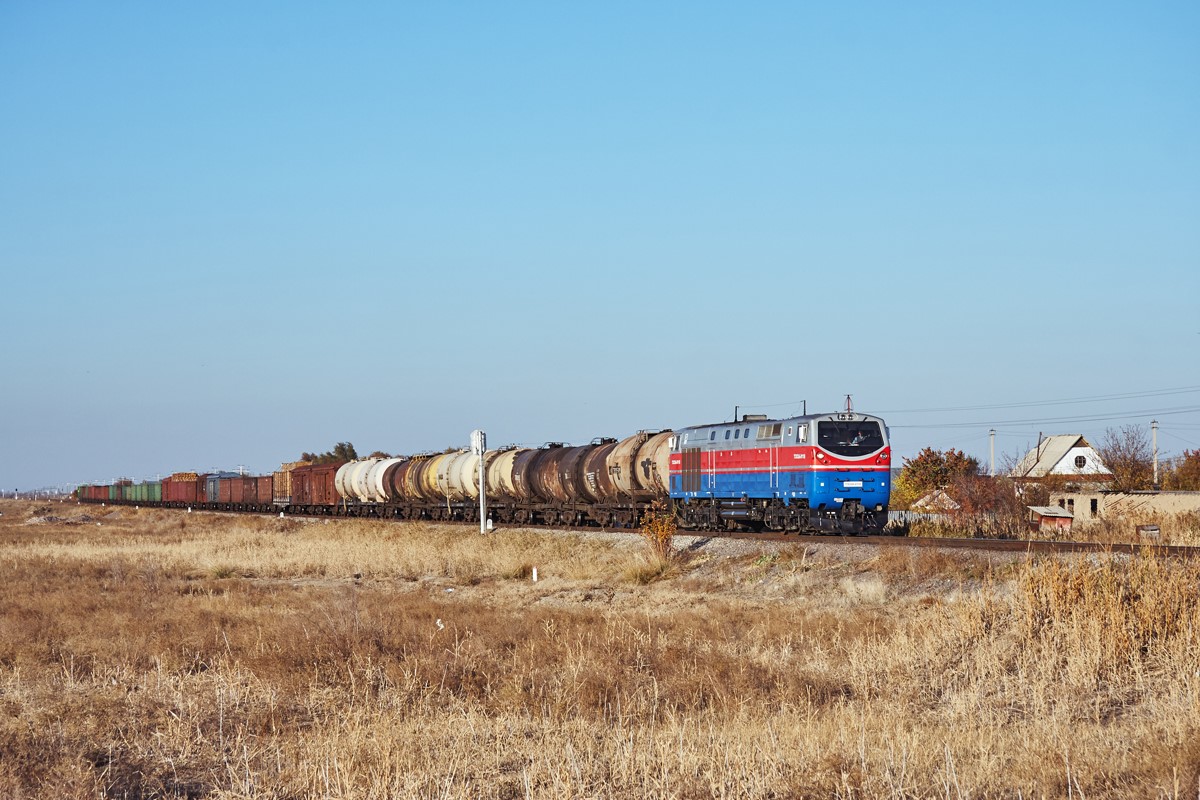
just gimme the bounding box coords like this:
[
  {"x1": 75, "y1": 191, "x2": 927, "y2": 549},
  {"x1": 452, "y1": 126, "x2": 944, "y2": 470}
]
[
  {"x1": 227, "y1": 476, "x2": 258, "y2": 504},
  {"x1": 256, "y1": 476, "x2": 273, "y2": 505},
  {"x1": 164, "y1": 472, "x2": 201, "y2": 504},
  {"x1": 290, "y1": 463, "x2": 343, "y2": 507},
  {"x1": 273, "y1": 460, "x2": 312, "y2": 503},
  {"x1": 78, "y1": 485, "x2": 106, "y2": 502}
]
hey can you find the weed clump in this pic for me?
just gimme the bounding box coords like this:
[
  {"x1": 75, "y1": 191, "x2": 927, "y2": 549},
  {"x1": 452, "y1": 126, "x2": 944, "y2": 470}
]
[
  {"x1": 639, "y1": 502, "x2": 677, "y2": 561},
  {"x1": 627, "y1": 503, "x2": 678, "y2": 583}
]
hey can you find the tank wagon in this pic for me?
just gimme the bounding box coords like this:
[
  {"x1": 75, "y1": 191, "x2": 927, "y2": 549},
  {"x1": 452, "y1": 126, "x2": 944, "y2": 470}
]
[
  {"x1": 76, "y1": 408, "x2": 894, "y2": 534},
  {"x1": 304, "y1": 430, "x2": 673, "y2": 528}
]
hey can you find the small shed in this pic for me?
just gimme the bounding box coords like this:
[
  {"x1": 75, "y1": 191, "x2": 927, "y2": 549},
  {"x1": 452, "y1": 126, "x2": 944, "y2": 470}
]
[{"x1": 1028, "y1": 505, "x2": 1074, "y2": 532}]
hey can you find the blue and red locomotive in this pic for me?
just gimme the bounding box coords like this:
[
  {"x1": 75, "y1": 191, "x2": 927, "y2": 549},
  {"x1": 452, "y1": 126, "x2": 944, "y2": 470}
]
[{"x1": 668, "y1": 409, "x2": 892, "y2": 532}]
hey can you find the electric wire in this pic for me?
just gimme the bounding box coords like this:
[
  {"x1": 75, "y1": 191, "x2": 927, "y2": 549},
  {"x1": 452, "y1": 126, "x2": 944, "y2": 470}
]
[
  {"x1": 891, "y1": 405, "x2": 1200, "y2": 430},
  {"x1": 876, "y1": 385, "x2": 1200, "y2": 414}
]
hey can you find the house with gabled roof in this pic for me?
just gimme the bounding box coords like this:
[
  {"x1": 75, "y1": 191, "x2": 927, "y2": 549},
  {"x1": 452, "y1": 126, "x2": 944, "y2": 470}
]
[{"x1": 1010, "y1": 434, "x2": 1112, "y2": 490}]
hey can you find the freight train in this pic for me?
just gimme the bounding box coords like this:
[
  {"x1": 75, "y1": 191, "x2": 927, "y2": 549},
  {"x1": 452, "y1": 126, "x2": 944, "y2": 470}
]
[{"x1": 77, "y1": 407, "x2": 894, "y2": 533}]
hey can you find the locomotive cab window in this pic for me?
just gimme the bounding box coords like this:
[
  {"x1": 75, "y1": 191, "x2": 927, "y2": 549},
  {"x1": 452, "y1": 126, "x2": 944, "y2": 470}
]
[{"x1": 817, "y1": 420, "x2": 883, "y2": 457}]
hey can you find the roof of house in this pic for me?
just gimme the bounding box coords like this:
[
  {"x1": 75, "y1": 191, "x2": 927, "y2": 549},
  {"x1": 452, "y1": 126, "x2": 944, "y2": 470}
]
[
  {"x1": 1010, "y1": 434, "x2": 1110, "y2": 479},
  {"x1": 911, "y1": 488, "x2": 961, "y2": 512},
  {"x1": 1028, "y1": 505, "x2": 1074, "y2": 518}
]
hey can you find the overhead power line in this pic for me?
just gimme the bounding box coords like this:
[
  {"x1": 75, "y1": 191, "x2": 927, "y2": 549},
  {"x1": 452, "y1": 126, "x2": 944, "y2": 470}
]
[
  {"x1": 878, "y1": 385, "x2": 1200, "y2": 415},
  {"x1": 891, "y1": 405, "x2": 1200, "y2": 430}
]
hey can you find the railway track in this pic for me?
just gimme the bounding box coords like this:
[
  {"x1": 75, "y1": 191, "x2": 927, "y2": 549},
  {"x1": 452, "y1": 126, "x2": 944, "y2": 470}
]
[
  {"x1": 710, "y1": 530, "x2": 1200, "y2": 559},
  {"x1": 87, "y1": 501, "x2": 1200, "y2": 560}
]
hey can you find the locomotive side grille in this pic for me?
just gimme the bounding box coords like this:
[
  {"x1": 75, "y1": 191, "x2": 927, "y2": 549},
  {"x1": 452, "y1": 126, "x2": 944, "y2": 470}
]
[{"x1": 681, "y1": 448, "x2": 702, "y2": 493}]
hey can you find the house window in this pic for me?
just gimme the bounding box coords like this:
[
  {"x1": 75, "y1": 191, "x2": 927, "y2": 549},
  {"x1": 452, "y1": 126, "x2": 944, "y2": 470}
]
[
  {"x1": 1058, "y1": 499, "x2": 1065, "y2": 508},
  {"x1": 1091, "y1": 498, "x2": 1098, "y2": 516},
  {"x1": 1075, "y1": 455, "x2": 1086, "y2": 469},
  {"x1": 1067, "y1": 499, "x2": 1075, "y2": 513}
]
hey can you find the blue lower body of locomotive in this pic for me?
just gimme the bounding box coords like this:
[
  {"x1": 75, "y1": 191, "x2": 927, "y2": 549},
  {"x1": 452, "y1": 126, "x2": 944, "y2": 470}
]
[{"x1": 670, "y1": 468, "x2": 889, "y2": 511}]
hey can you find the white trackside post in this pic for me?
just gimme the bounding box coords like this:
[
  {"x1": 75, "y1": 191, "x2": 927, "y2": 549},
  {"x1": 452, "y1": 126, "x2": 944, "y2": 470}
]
[{"x1": 472, "y1": 429, "x2": 487, "y2": 533}]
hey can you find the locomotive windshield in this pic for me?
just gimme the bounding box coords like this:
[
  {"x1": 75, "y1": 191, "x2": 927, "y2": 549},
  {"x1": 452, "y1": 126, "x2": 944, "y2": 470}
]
[{"x1": 817, "y1": 420, "x2": 884, "y2": 457}]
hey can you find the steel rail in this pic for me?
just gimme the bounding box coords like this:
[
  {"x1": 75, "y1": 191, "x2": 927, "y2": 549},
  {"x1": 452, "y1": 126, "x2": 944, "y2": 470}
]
[
  {"x1": 711, "y1": 530, "x2": 1200, "y2": 558},
  {"x1": 77, "y1": 499, "x2": 1200, "y2": 559}
]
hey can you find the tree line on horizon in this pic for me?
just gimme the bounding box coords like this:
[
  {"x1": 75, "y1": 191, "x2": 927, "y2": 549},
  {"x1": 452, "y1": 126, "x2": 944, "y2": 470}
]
[{"x1": 298, "y1": 443, "x2": 393, "y2": 464}]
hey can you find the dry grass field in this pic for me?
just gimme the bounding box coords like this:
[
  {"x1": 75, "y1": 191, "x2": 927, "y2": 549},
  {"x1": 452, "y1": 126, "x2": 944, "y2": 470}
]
[
  {"x1": 1, "y1": 500, "x2": 1198, "y2": 799},
  {"x1": 908, "y1": 510, "x2": 1200, "y2": 546}
]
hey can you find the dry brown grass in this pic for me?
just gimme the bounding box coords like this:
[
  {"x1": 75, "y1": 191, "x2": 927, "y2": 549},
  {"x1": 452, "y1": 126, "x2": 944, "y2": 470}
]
[
  {"x1": 2, "y1": 500, "x2": 1198, "y2": 798},
  {"x1": 910, "y1": 508, "x2": 1200, "y2": 547}
]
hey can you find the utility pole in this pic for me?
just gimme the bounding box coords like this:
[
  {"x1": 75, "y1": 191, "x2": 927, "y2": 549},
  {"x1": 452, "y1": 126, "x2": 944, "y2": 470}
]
[
  {"x1": 989, "y1": 429, "x2": 995, "y2": 477},
  {"x1": 471, "y1": 430, "x2": 487, "y2": 533},
  {"x1": 1152, "y1": 419, "x2": 1159, "y2": 490}
]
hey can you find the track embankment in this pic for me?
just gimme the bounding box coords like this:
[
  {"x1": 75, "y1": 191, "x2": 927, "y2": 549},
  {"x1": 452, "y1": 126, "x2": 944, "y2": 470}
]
[{"x1": 714, "y1": 530, "x2": 1200, "y2": 558}]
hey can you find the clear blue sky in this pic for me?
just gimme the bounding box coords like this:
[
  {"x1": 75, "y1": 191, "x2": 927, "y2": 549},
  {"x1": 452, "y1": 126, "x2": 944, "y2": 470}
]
[{"x1": 2, "y1": 2, "x2": 1197, "y2": 489}]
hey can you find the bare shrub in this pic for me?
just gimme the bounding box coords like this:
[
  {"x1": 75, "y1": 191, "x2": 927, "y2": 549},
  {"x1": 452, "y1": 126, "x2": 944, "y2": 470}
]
[
  {"x1": 1098, "y1": 424, "x2": 1154, "y2": 490},
  {"x1": 628, "y1": 502, "x2": 678, "y2": 583}
]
